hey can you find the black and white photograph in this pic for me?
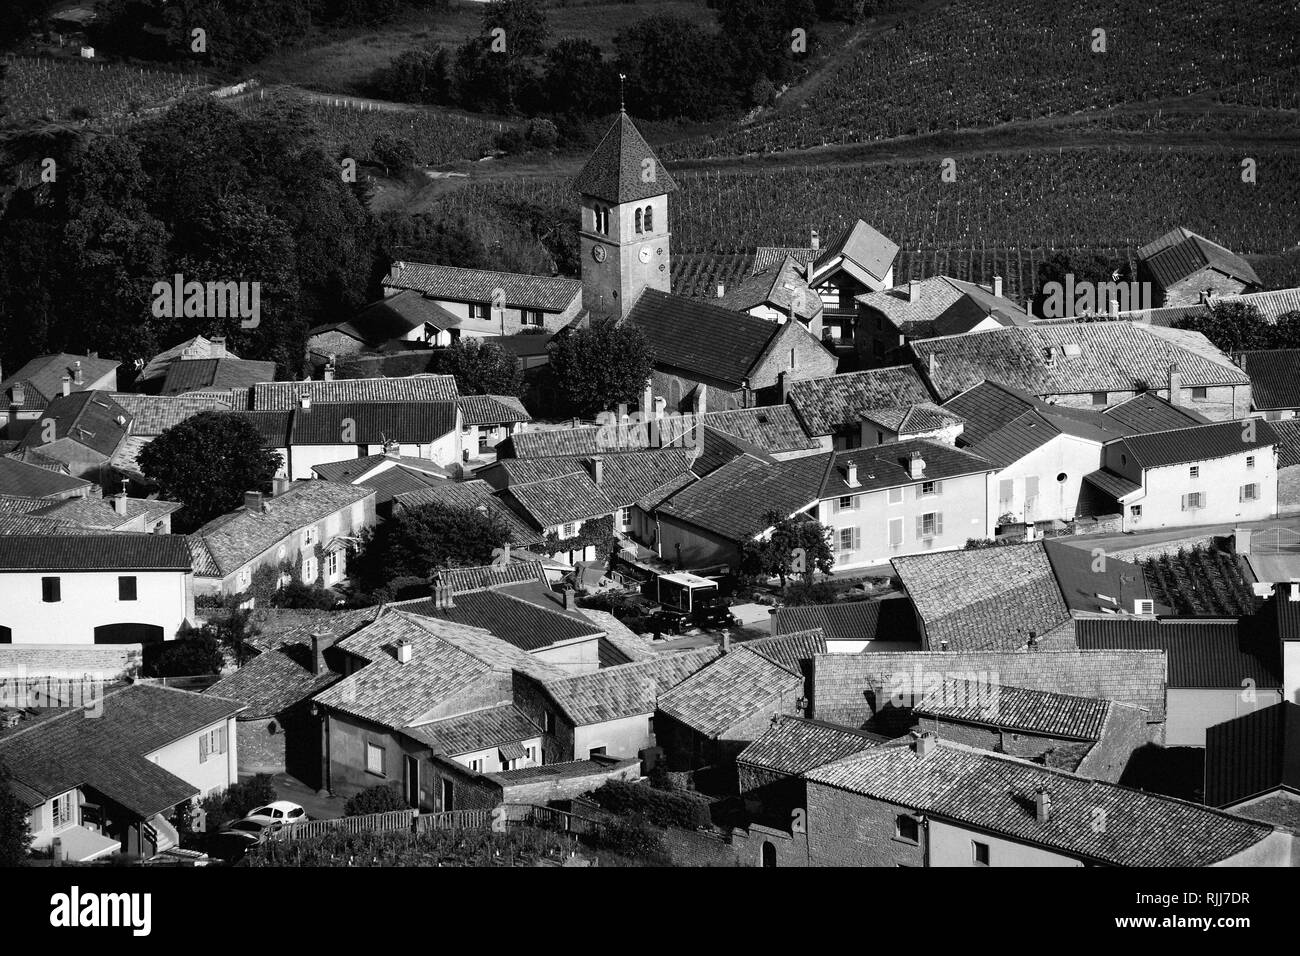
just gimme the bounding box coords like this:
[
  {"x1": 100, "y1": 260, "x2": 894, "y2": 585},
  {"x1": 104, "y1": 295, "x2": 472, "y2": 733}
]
[{"x1": 0, "y1": 0, "x2": 1295, "y2": 931}]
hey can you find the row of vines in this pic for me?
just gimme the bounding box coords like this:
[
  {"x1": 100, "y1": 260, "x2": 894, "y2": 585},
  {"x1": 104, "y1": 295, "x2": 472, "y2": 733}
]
[
  {"x1": 1, "y1": 55, "x2": 208, "y2": 124},
  {"x1": 1142, "y1": 545, "x2": 1257, "y2": 616}
]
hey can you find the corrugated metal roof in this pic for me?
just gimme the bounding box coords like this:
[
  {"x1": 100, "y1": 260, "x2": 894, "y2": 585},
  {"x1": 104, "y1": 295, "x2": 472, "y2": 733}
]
[
  {"x1": 1204, "y1": 702, "x2": 1300, "y2": 809},
  {"x1": 1076, "y1": 617, "x2": 1282, "y2": 688},
  {"x1": 1117, "y1": 419, "x2": 1277, "y2": 469},
  {"x1": 1238, "y1": 349, "x2": 1300, "y2": 411}
]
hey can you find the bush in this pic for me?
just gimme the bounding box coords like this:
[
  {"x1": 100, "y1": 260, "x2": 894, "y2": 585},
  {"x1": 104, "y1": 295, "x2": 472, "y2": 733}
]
[
  {"x1": 271, "y1": 580, "x2": 339, "y2": 610},
  {"x1": 524, "y1": 117, "x2": 558, "y2": 149},
  {"x1": 344, "y1": 782, "x2": 406, "y2": 817},
  {"x1": 593, "y1": 813, "x2": 667, "y2": 861},
  {"x1": 201, "y1": 774, "x2": 277, "y2": 832},
  {"x1": 142, "y1": 633, "x2": 224, "y2": 678},
  {"x1": 590, "y1": 780, "x2": 711, "y2": 829}
]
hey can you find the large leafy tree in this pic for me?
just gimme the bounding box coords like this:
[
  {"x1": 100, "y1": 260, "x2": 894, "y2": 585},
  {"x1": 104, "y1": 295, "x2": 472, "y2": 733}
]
[
  {"x1": 1175, "y1": 301, "x2": 1300, "y2": 354},
  {"x1": 615, "y1": 15, "x2": 730, "y2": 120},
  {"x1": 352, "y1": 502, "x2": 510, "y2": 594},
  {"x1": 547, "y1": 320, "x2": 654, "y2": 419},
  {"x1": 432, "y1": 337, "x2": 523, "y2": 396},
  {"x1": 739, "y1": 511, "x2": 834, "y2": 586},
  {"x1": 138, "y1": 411, "x2": 282, "y2": 532},
  {"x1": 0, "y1": 761, "x2": 32, "y2": 867},
  {"x1": 481, "y1": 0, "x2": 549, "y2": 57}
]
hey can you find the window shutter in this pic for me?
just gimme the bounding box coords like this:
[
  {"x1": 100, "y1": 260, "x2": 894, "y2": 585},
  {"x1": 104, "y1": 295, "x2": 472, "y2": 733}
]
[
  {"x1": 199, "y1": 735, "x2": 209, "y2": 764},
  {"x1": 916, "y1": 515, "x2": 924, "y2": 538},
  {"x1": 1200, "y1": 491, "x2": 1206, "y2": 508},
  {"x1": 936, "y1": 512, "x2": 944, "y2": 536},
  {"x1": 998, "y1": 479, "x2": 1013, "y2": 503},
  {"x1": 1024, "y1": 476, "x2": 1038, "y2": 499},
  {"x1": 1180, "y1": 494, "x2": 1188, "y2": 511},
  {"x1": 934, "y1": 480, "x2": 944, "y2": 496},
  {"x1": 853, "y1": 528, "x2": 861, "y2": 550},
  {"x1": 831, "y1": 498, "x2": 840, "y2": 515},
  {"x1": 1239, "y1": 486, "x2": 1245, "y2": 502}
]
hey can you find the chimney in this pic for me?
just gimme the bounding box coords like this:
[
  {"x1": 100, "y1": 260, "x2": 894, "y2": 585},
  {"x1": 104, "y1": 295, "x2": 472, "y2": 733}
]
[
  {"x1": 112, "y1": 492, "x2": 129, "y2": 516},
  {"x1": 1289, "y1": 580, "x2": 1300, "y2": 603},
  {"x1": 10, "y1": 383, "x2": 24, "y2": 406},
  {"x1": 244, "y1": 491, "x2": 264, "y2": 513},
  {"x1": 914, "y1": 731, "x2": 938, "y2": 759},
  {"x1": 210, "y1": 334, "x2": 227, "y2": 357},
  {"x1": 616, "y1": 403, "x2": 628, "y2": 424},
  {"x1": 62, "y1": 374, "x2": 72, "y2": 397},
  {"x1": 720, "y1": 629, "x2": 731, "y2": 653},
  {"x1": 845, "y1": 459, "x2": 860, "y2": 488},
  {"x1": 586, "y1": 456, "x2": 604, "y2": 486},
  {"x1": 1108, "y1": 298, "x2": 1120, "y2": 316},
  {"x1": 272, "y1": 476, "x2": 291, "y2": 497},
  {"x1": 383, "y1": 439, "x2": 400, "y2": 459},
  {"x1": 396, "y1": 639, "x2": 413, "y2": 665},
  {"x1": 72, "y1": 360, "x2": 83, "y2": 386},
  {"x1": 323, "y1": 362, "x2": 335, "y2": 382},
  {"x1": 992, "y1": 275, "x2": 1003, "y2": 298},
  {"x1": 1024, "y1": 297, "x2": 1034, "y2": 318},
  {"x1": 298, "y1": 392, "x2": 312, "y2": 410},
  {"x1": 1034, "y1": 788, "x2": 1052, "y2": 823},
  {"x1": 642, "y1": 381, "x2": 654, "y2": 420},
  {"x1": 653, "y1": 396, "x2": 666, "y2": 420},
  {"x1": 716, "y1": 283, "x2": 725, "y2": 298},
  {"x1": 909, "y1": 279, "x2": 921, "y2": 303},
  {"x1": 1167, "y1": 363, "x2": 1182, "y2": 406},
  {"x1": 432, "y1": 581, "x2": 456, "y2": 609},
  {"x1": 778, "y1": 370, "x2": 790, "y2": 403},
  {"x1": 810, "y1": 228, "x2": 819, "y2": 251},
  {"x1": 309, "y1": 631, "x2": 334, "y2": 675},
  {"x1": 563, "y1": 587, "x2": 576, "y2": 611},
  {"x1": 927, "y1": 352, "x2": 937, "y2": 377},
  {"x1": 768, "y1": 607, "x2": 779, "y2": 636},
  {"x1": 908, "y1": 450, "x2": 925, "y2": 478}
]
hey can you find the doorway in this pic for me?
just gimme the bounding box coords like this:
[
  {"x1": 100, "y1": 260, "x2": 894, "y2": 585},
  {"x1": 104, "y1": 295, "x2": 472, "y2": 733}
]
[
  {"x1": 441, "y1": 777, "x2": 454, "y2": 813},
  {"x1": 405, "y1": 755, "x2": 419, "y2": 808}
]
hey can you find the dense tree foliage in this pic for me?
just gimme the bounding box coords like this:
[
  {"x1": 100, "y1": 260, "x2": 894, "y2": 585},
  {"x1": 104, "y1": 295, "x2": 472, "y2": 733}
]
[
  {"x1": 350, "y1": 501, "x2": 510, "y2": 596},
  {"x1": 1175, "y1": 302, "x2": 1300, "y2": 354},
  {"x1": 142, "y1": 631, "x2": 226, "y2": 677},
  {"x1": 139, "y1": 411, "x2": 283, "y2": 532},
  {"x1": 546, "y1": 320, "x2": 654, "y2": 419},
  {"x1": 430, "y1": 337, "x2": 523, "y2": 396},
  {"x1": 739, "y1": 511, "x2": 835, "y2": 586},
  {"x1": 0, "y1": 761, "x2": 33, "y2": 867}
]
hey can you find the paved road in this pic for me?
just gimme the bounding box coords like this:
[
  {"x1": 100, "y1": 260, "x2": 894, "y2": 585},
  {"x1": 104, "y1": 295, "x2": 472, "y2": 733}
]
[{"x1": 1051, "y1": 513, "x2": 1300, "y2": 554}]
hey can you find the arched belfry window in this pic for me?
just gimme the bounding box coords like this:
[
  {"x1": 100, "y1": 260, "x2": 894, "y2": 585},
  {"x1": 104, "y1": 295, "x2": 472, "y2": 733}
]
[
  {"x1": 594, "y1": 205, "x2": 610, "y2": 235},
  {"x1": 644, "y1": 205, "x2": 653, "y2": 232},
  {"x1": 634, "y1": 208, "x2": 643, "y2": 234}
]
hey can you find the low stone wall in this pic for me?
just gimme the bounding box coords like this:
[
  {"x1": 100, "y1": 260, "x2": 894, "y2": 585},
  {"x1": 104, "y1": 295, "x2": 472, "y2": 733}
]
[
  {"x1": 0, "y1": 643, "x2": 140, "y2": 680},
  {"x1": 1105, "y1": 534, "x2": 1222, "y2": 564}
]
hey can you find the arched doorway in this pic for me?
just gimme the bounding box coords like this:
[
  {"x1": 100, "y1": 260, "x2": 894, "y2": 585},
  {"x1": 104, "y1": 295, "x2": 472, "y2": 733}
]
[
  {"x1": 94, "y1": 623, "x2": 165, "y2": 645},
  {"x1": 761, "y1": 841, "x2": 777, "y2": 868}
]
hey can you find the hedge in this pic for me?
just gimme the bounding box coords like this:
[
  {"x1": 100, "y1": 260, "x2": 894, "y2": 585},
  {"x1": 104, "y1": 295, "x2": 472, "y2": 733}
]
[{"x1": 590, "y1": 780, "x2": 711, "y2": 830}]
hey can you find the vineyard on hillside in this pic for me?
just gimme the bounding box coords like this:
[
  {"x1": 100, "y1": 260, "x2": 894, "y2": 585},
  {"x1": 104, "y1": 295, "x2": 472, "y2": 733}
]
[
  {"x1": 1, "y1": 56, "x2": 208, "y2": 124},
  {"x1": 230, "y1": 93, "x2": 510, "y2": 167},
  {"x1": 658, "y1": 0, "x2": 1300, "y2": 159},
  {"x1": 426, "y1": 146, "x2": 1300, "y2": 300},
  {"x1": 1142, "y1": 545, "x2": 1258, "y2": 616}
]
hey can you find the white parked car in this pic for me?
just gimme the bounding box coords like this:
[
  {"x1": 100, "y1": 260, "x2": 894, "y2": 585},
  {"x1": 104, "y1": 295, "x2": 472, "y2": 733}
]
[{"x1": 241, "y1": 801, "x2": 308, "y2": 827}]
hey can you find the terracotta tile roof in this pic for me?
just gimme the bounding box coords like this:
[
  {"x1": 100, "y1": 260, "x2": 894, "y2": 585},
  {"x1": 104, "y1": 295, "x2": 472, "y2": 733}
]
[
  {"x1": 383, "y1": 261, "x2": 581, "y2": 313},
  {"x1": 109, "y1": 392, "x2": 234, "y2": 436},
  {"x1": 858, "y1": 276, "x2": 1029, "y2": 336},
  {"x1": 160, "y1": 358, "x2": 276, "y2": 396},
  {"x1": 393, "y1": 480, "x2": 544, "y2": 546},
  {"x1": 0, "y1": 683, "x2": 243, "y2": 818},
  {"x1": 242, "y1": 607, "x2": 381, "y2": 655},
  {"x1": 189, "y1": 481, "x2": 373, "y2": 577},
  {"x1": 542, "y1": 647, "x2": 720, "y2": 725},
  {"x1": 1101, "y1": 391, "x2": 1210, "y2": 431},
  {"x1": 787, "y1": 366, "x2": 934, "y2": 436},
  {"x1": 1204, "y1": 702, "x2": 1300, "y2": 808},
  {"x1": 1138, "y1": 227, "x2": 1260, "y2": 290},
  {"x1": 811, "y1": 219, "x2": 899, "y2": 284},
  {"x1": 657, "y1": 452, "x2": 831, "y2": 542},
  {"x1": 394, "y1": 587, "x2": 603, "y2": 653},
  {"x1": 1115, "y1": 419, "x2": 1277, "y2": 469},
  {"x1": 0, "y1": 495, "x2": 59, "y2": 515},
  {"x1": 571, "y1": 111, "x2": 678, "y2": 204},
  {"x1": 657, "y1": 647, "x2": 804, "y2": 739},
  {"x1": 502, "y1": 469, "x2": 616, "y2": 528},
  {"x1": 458, "y1": 394, "x2": 531, "y2": 426},
  {"x1": 807, "y1": 739, "x2": 1275, "y2": 867},
  {"x1": 737, "y1": 715, "x2": 884, "y2": 776},
  {"x1": 0, "y1": 353, "x2": 119, "y2": 405},
  {"x1": 1075, "y1": 617, "x2": 1283, "y2": 689},
  {"x1": 688, "y1": 426, "x2": 765, "y2": 478},
  {"x1": 17, "y1": 391, "x2": 130, "y2": 457},
  {"x1": 204, "y1": 646, "x2": 341, "y2": 718},
  {"x1": 773, "y1": 598, "x2": 921, "y2": 645},
  {"x1": 916, "y1": 678, "x2": 1111, "y2": 741},
  {"x1": 0, "y1": 513, "x2": 99, "y2": 535},
  {"x1": 435, "y1": 560, "x2": 548, "y2": 593},
  {"x1": 314, "y1": 290, "x2": 464, "y2": 345},
  {"x1": 740, "y1": 628, "x2": 827, "y2": 675},
  {"x1": 250, "y1": 376, "x2": 459, "y2": 409},
  {"x1": 822, "y1": 439, "x2": 992, "y2": 497},
  {"x1": 911, "y1": 322, "x2": 1247, "y2": 401},
  {"x1": 752, "y1": 247, "x2": 815, "y2": 274},
  {"x1": 892, "y1": 542, "x2": 1070, "y2": 652},
  {"x1": 717, "y1": 255, "x2": 822, "y2": 321},
  {"x1": 626, "y1": 289, "x2": 785, "y2": 387},
  {"x1": 861, "y1": 402, "x2": 962, "y2": 435},
  {"x1": 314, "y1": 611, "x2": 564, "y2": 729},
  {"x1": 406, "y1": 705, "x2": 541, "y2": 756},
  {"x1": 30, "y1": 495, "x2": 181, "y2": 529},
  {"x1": 696, "y1": 406, "x2": 820, "y2": 453},
  {"x1": 0, "y1": 533, "x2": 192, "y2": 570},
  {"x1": 135, "y1": 336, "x2": 236, "y2": 384},
  {"x1": 1237, "y1": 349, "x2": 1300, "y2": 411},
  {"x1": 0, "y1": 456, "x2": 91, "y2": 497},
  {"x1": 1082, "y1": 467, "x2": 1142, "y2": 500}
]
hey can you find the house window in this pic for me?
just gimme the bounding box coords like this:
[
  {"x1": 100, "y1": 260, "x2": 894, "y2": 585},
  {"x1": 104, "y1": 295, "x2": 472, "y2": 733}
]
[
  {"x1": 468, "y1": 757, "x2": 484, "y2": 773},
  {"x1": 1191, "y1": 387, "x2": 1207, "y2": 400},
  {"x1": 644, "y1": 206, "x2": 653, "y2": 231},
  {"x1": 303, "y1": 526, "x2": 317, "y2": 547},
  {"x1": 52, "y1": 792, "x2": 75, "y2": 830},
  {"x1": 524, "y1": 746, "x2": 535, "y2": 763},
  {"x1": 1246, "y1": 456, "x2": 1256, "y2": 469},
  {"x1": 594, "y1": 205, "x2": 610, "y2": 235},
  {"x1": 544, "y1": 711, "x2": 556, "y2": 734},
  {"x1": 522, "y1": 310, "x2": 544, "y2": 327},
  {"x1": 1130, "y1": 504, "x2": 1142, "y2": 517},
  {"x1": 921, "y1": 481, "x2": 938, "y2": 497},
  {"x1": 1182, "y1": 492, "x2": 1205, "y2": 511},
  {"x1": 366, "y1": 743, "x2": 386, "y2": 776},
  {"x1": 469, "y1": 302, "x2": 491, "y2": 320},
  {"x1": 839, "y1": 528, "x2": 856, "y2": 552},
  {"x1": 838, "y1": 495, "x2": 853, "y2": 510},
  {"x1": 789, "y1": 348, "x2": 797, "y2": 369},
  {"x1": 326, "y1": 552, "x2": 340, "y2": 578},
  {"x1": 888, "y1": 516, "x2": 904, "y2": 548},
  {"x1": 635, "y1": 208, "x2": 643, "y2": 233},
  {"x1": 198, "y1": 725, "x2": 227, "y2": 763},
  {"x1": 973, "y1": 841, "x2": 990, "y2": 866},
  {"x1": 559, "y1": 522, "x2": 578, "y2": 539},
  {"x1": 41, "y1": 577, "x2": 60, "y2": 603},
  {"x1": 877, "y1": 430, "x2": 885, "y2": 444},
  {"x1": 1189, "y1": 466, "x2": 1199, "y2": 479},
  {"x1": 895, "y1": 814, "x2": 919, "y2": 844},
  {"x1": 589, "y1": 747, "x2": 607, "y2": 758},
  {"x1": 887, "y1": 487, "x2": 903, "y2": 506},
  {"x1": 918, "y1": 512, "x2": 942, "y2": 538},
  {"x1": 118, "y1": 576, "x2": 137, "y2": 601},
  {"x1": 620, "y1": 508, "x2": 632, "y2": 530},
  {"x1": 302, "y1": 556, "x2": 317, "y2": 584},
  {"x1": 1241, "y1": 483, "x2": 1259, "y2": 502},
  {"x1": 1090, "y1": 391, "x2": 1107, "y2": 405}
]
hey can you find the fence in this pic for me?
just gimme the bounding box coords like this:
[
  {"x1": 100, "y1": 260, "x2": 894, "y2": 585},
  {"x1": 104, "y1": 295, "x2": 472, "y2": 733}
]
[
  {"x1": 1246, "y1": 527, "x2": 1300, "y2": 554},
  {"x1": 271, "y1": 804, "x2": 605, "y2": 842},
  {"x1": 273, "y1": 809, "x2": 415, "y2": 842}
]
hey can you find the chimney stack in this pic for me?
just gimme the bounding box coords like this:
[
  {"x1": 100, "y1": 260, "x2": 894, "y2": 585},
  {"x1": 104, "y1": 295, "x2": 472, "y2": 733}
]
[
  {"x1": 810, "y1": 228, "x2": 820, "y2": 251},
  {"x1": 431, "y1": 580, "x2": 455, "y2": 609},
  {"x1": 778, "y1": 370, "x2": 790, "y2": 404},
  {"x1": 1034, "y1": 788, "x2": 1052, "y2": 823},
  {"x1": 768, "y1": 607, "x2": 779, "y2": 636},
  {"x1": 909, "y1": 279, "x2": 921, "y2": 303},
  {"x1": 383, "y1": 439, "x2": 400, "y2": 459},
  {"x1": 10, "y1": 383, "x2": 24, "y2": 406},
  {"x1": 61, "y1": 374, "x2": 71, "y2": 397},
  {"x1": 112, "y1": 492, "x2": 129, "y2": 517},
  {"x1": 1167, "y1": 363, "x2": 1182, "y2": 406},
  {"x1": 914, "y1": 731, "x2": 938, "y2": 759},
  {"x1": 563, "y1": 587, "x2": 576, "y2": 611},
  {"x1": 272, "y1": 476, "x2": 291, "y2": 497},
  {"x1": 210, "y1": 334, "x2": 227, "y2": 357},
  {"x1": 587, "y1": 456, "x2": 604, "y2": 486},
  {"x1": 244, "y1": 491, "x2": 264, "y2": 513},
  {"x1": 616, "y1": 403, "x2": 628, "y2": 424},
  {"x1": 720, "y1": 629, "x2": 731, "y2": 653},
  {"x1": 716, "y1": 283, "x2": 725, "y2": 298},
  {"x1": 992, "y1": 275, "x2": 1003, "y2": 298},
  {"x1": 72, "y1": 360, "x2": 83, "y2": 386},
  {"x1": 908, "y1": 450, "x2": 926, "y2": 478},
  {"x1": 845, "y1": 459, "x2": 860, "y2": 488},
  {"x1": 653, "y1": 396, "x2": 666, "y2": 420},
  {"x1": 396, "y1": 639, "x2": 413, "y2": 665},
  {"x1": 310, "y1": 631, "x2": 333, "y2": 675},
  {"x1": 1289, "y1": 580, "x2": 1300, "y2": 603},
  {"x1": 323, "y1": 362, "x2": 335, "y2": 382},
  {"x1": 1108, "y1": 298, "x2": 1120, "y2": 317},
  {"x1": 927, "y1": 352, "x2": 937, "y2": 377},
  {"x1": 299, "y1": 392, "x2": 312, "y2": 410}
]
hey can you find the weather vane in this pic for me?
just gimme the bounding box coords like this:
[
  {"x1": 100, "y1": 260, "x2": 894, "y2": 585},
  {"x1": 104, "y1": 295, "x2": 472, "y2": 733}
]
[{"x1": 618, "y1": 73, "x2": 626, "y2": 112}]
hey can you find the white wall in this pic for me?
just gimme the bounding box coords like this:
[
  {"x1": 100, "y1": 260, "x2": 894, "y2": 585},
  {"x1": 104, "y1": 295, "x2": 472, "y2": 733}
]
[
  {"x1": 993, "y1": 434, "x2": 1102, "y2": 524},
  {"x1": 1166, "y1": 688, "x2": 1283, "y2": 747},
  {"x1": 0, "y1": 569, "x2": 191, "y2": 644},
  {"x1": 531, "y1": 635, "x2": 601, "y2": 674},
  {"x1": 928, "y1": 818, "x2": 1083, "y2": 867},
  {"x1": 285, "y1": 433, "x2": 460, "y2": 479},
  {"x1": 147, "y1": 715, "x2": 239, "y2": 799},
  {"x1": 574, "y1": 714, "x2": 654, "y2": 760},
  {"x1": 1109, "y1": 445, "x2": 1278, "y2": 532},
  {"x1": 451, "y1": 735, "x2": 543, "y2": 774}
]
